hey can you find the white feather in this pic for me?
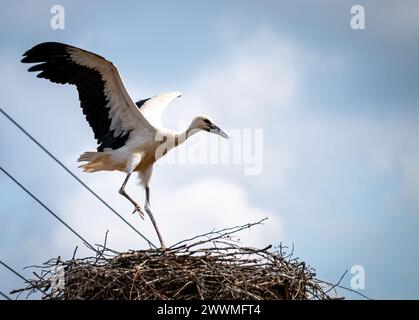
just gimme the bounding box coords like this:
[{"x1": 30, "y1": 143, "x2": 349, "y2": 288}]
[{"x1": 139, "y1": 92, "x2": 182, "y2": 128}]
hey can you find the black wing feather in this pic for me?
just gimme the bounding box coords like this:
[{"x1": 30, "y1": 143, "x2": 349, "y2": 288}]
[
  {"x1": 22, "y1": 42, "x2": 130, "y2": 151},
  {"x1": 135, "y1": 98, "x2": 151, "y2": 109}
]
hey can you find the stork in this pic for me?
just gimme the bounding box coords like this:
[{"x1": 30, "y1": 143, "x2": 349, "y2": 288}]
[{"x1": 21, "y1": 42, "x2": 229, "y2": 250}]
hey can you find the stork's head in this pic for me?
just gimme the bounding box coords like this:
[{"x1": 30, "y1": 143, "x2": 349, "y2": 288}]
[{"x1": 188, "y1": 116, "x2": 229, "y2": 139}]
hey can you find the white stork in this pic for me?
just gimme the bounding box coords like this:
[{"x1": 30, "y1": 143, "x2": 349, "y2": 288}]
[{"x1": 22, "y1": 42, "x2": 229, "y2": 249}]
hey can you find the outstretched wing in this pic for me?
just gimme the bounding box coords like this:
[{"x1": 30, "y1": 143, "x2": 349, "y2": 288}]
[
  {"x1": 135, "y1": 92, "x2": 182, "y2": 128},
  {"x1": 22, "y1": 42, "x2": 155, "y2": 151}
]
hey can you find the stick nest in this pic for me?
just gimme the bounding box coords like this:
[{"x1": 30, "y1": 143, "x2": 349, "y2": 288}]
[{"x1": 13, "y1": 220, "x2": 338, "y2": 300}]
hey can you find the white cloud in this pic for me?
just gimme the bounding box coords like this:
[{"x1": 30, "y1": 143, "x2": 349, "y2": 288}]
[
  {"x1": 51, "y1": 171, "x2": 152, "y2": 255},
  {"x1": 151, "y1": 29, "x2": 300, "y2": 189},
  {"x1": 161, "y1": 29, "x2": 299, "y2": 130},
  {"x1": 155, "y1": 177, "x2": 283, "y2": 246},
  {"x1": 51, "y1": 175, "x2": 282, "y2": 255}
]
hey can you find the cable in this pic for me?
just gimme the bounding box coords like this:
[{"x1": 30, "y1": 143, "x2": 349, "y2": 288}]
[
  {"x1": 0, "y1": 167, "x2": 95, "y2": 251},
  {"x1": 0, "y1": 260, "x2": 43, "y2": 296},
  {"x1": 0, "y1": 108, "x2": 156, "y2": 249},
  {"x1": 0, "y1": 261, "x2": 28, "y2": 283},
  {"x1": 0, "y1": 290, "x2": 11, "y2": 300}
]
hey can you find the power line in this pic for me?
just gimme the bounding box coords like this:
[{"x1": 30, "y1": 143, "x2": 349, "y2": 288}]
[
  {"x1": 0, "y1": 261, "x2": 28, "y2": 283},
  {"x1": 0, "y1": 260, "x2": 43, "y2": 297},
  {"x1": 0, "y1": 108, "x2": 156, "y2": 249},
  {"x1": 0, "y1": 166, "x2": 95, "y2": 251},
  {"x1": 0, "y1": 291, "x2": 11, "y2": 300}
]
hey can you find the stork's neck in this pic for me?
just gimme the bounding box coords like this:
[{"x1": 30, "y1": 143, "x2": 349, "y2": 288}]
[
  {"x1": 186, "y1": 125, "x2": 202, "y2": 139},
  {"x1": 158, "y1": 121, "x2": 202, "y2": 153},
  {"x1": 172, "y1": 126, "x2": 200, "y2": 146}
]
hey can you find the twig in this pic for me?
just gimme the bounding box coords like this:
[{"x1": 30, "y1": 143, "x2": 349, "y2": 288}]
[{"x1": 12, "y1": 219, "x2": 352, "y2": 300}]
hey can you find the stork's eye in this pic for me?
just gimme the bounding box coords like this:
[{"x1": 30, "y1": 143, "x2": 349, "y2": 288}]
[{"x1": 203, "y1": 119, "x2": 211, "y2": 125}]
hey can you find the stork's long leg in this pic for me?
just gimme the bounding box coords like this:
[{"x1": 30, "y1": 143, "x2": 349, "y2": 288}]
[
  {"x1": 144, "y1": 186, "x2": 166, "y2": 250},
  {"x1": 119, "y1": 173, "x2": 144, "y2": 219}
]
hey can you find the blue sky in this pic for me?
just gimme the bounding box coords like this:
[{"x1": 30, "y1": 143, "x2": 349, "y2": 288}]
[{"x1": 1, "y1": 0, "x2": 419, "y2": 299}]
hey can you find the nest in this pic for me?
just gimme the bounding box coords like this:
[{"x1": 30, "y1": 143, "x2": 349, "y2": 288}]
[{"x1": 13, "y1": 220, "x2": 341, "y2": 300}]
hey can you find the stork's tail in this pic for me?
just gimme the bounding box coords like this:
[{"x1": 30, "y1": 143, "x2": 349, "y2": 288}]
[{"x1": 77, "y1": 151, "x2": 109, "y2": 172}]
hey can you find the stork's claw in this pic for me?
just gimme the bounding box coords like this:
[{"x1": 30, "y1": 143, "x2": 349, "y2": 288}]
[{"x1": 132, "y1": 205, "x2": 145, "y2": 219}]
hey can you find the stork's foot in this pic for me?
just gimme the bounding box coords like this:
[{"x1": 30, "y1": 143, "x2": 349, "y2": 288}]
[{"x1": 132, "y1": 205, "x2": 145, "y2": 219}]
